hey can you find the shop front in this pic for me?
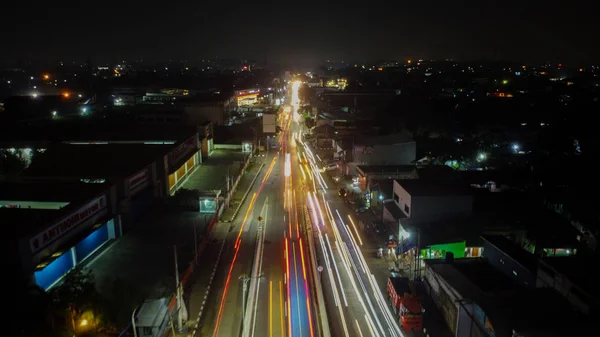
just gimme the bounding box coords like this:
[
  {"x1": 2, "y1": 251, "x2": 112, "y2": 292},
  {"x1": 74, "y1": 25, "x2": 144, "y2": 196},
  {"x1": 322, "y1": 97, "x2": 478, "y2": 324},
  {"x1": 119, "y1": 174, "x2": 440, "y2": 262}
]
[
  {"x1": 29, "y1": 194, "x2": 118, "y2": 290},
  {"x1": 167, "y1": 135, "x2": 201, "y2": 195}
]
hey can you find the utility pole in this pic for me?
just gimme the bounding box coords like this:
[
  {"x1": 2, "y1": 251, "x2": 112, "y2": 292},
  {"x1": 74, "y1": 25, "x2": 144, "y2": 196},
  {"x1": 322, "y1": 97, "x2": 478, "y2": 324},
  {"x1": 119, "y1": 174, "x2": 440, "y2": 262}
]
[
  {"x1": 174, "y1": 245, "x2": 183, "y2": 331},
  {"x1": 239, "y1": 274, "x2": 250, "y2": 329}
]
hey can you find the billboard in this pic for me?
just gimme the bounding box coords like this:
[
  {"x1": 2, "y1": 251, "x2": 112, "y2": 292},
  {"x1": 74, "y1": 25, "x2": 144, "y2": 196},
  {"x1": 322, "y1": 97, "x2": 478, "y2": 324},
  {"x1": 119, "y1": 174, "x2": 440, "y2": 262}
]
[{"x1": 263, "y1": 114, "x2": 276, "y2": 133}]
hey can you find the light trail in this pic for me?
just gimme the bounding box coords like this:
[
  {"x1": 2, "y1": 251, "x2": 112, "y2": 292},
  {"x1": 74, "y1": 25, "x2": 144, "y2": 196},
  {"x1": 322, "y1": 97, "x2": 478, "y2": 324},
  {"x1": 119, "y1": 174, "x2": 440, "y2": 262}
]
[
  {"x1": 325, "y1": 233, "x2": 348, "y2": 307},
  {"x1": 355, "y1": 319, "x2": 365, "y2": 337},
  {"x1": 335, "y1": 210, "x2": 403, "y2": 337},
  {"x1": 347, "y1": 215, "x2": 363, "y2": 246}
]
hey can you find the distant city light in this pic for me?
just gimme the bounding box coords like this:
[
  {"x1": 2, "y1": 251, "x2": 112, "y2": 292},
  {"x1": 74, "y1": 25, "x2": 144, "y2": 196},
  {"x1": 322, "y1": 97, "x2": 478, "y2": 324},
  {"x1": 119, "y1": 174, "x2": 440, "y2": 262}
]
[
  {"x1": 477, "y1": 153, "x2": 486, "y2": 161},
  {"x1": 62, "y1": 92, "x2": 70, "y2": 98},
  {"x1": 51, "y1": 110, "x2": 58, "y2": 117},
  {"x1": 512, "y1": 144, "x2": 520, "y2": 152},
  {"x1": 43, "y1": 74, "x2": 50, "y2": 80},
  {"x1": 32, "y1": 93, "x2": 38, "y2": 98}
]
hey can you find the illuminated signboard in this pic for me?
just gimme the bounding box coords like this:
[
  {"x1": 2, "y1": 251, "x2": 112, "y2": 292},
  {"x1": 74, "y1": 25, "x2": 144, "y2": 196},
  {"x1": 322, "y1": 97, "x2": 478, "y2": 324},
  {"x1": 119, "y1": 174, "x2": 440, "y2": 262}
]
[
  {"x1": 235, "y1": 89, "x2": 260, "y2": 97},
  {"x1": 30, "y1": 195, "x2": 108, "y2": 254}
]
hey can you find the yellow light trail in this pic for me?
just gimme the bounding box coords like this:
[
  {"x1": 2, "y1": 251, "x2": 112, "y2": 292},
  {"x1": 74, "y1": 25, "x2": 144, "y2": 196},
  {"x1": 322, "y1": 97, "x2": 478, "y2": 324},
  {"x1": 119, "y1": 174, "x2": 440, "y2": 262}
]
[
  {"x1": 279, "y1": 281, "x2": 284, "y2": 336},
  {"x1": 299, "y1": 164, "x2": 307, "y2": 180},
  {"x1": 347, "y1": 215, "x2": 363, "y2": 246},
  {"x1": 269, "y1": 281, "x2": 273, "y2": 337},
  {"x1": 234, "y1": 193, "x2": 257, "y2": 249}
]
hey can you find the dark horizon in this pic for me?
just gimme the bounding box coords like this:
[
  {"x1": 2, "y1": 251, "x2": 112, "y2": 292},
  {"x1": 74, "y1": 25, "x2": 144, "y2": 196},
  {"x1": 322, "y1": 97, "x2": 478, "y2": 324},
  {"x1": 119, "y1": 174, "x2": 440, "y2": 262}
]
[{"x1": 2, "y1": 1, "x2": 599, "y2": 67}]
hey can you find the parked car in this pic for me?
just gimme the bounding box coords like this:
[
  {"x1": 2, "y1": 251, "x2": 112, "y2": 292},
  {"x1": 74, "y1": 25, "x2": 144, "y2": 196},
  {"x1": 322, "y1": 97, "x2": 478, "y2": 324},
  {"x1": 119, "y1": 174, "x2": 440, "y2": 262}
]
[{"x1": 338, "y1": 188, "x2": 347, "y2": 197}]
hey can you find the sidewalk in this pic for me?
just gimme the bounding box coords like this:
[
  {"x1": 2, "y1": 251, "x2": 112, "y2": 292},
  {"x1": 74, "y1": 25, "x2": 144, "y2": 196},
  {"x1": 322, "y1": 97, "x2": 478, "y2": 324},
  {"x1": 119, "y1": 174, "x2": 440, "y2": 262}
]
[
  {"x1": 171, "y1": 160, "x2": 264, "y2": 337},
  {"x1": 221, "y1": 162, "x2": 262, "y2": 222}
]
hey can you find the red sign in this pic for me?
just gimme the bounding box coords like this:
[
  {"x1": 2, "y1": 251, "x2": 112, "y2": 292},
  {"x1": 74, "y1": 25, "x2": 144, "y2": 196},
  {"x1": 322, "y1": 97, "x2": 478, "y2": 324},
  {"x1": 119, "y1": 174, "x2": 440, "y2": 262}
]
[
  {"x1": 30, "y1": 196, "x2": 108, "y2": 254},
  {"x1": 170, "y1": 136, "x2": 197, "y2": 167},
  {"x1": 129, "y1": 168, "x2": 149, "y2": 195},
  {"x1": 235, "y1": 89, "x2": 260, "y2": 97}
]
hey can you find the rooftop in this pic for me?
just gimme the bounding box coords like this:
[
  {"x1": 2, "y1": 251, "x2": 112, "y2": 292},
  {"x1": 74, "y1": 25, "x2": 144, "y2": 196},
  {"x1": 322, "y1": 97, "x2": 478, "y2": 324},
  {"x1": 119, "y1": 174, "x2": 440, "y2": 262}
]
[
  {"x1": 21, "y1": 144, "x2": 171, "y2": 180},
  {"x1": 415, "y1": 165, "x2": 458, "y2": 182},
  {"x1": 427, "y1": 258, "x2": 587, "y2": 337},
  {"x1": 0, "y1": 120, "x2": 198, "y2": 145},
  {"x1": 356, "y1": 165, "x2": 415, "y2": 175},
  {"x1": 397, "y1": 179, "x2": 471, "y2": 196},
  {"x1": 2, "y1": 208, "x2": 63, "y2": 239},
  {"x1": 542, "y1": 255, "x2": 600, "y2": 297},
  {"x1": 0, "y1": 179, "x2": 110, "y2": 203},
  {"x1": 356, "y1": 130, "x2": 413, "y2": 146},
  {"x1": 482, "y1": 235, "x2": 539, "y2": 273}
]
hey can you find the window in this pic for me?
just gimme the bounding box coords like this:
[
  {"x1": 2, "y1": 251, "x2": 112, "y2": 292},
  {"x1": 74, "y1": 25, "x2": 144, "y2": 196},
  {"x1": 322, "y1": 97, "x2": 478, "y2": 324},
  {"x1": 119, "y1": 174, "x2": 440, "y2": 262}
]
[
  {"x1": 393, "y1": 193, "x2": 399, "y2": 203},
  {"x1": 143, "y1": 327, "x2": 153, "y2": 336},
  {"x1": 404, "y1": 204, "x2": 410, "y2": 214}
]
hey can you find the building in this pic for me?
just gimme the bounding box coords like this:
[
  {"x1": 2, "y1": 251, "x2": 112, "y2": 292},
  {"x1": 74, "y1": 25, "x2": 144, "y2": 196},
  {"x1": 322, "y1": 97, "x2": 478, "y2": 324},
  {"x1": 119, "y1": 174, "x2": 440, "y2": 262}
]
[
  {"x1": 3, "y1": 180, "x2": 120, "y2": 291},
  {"x1": 424, "y1": 258, "x2": 588, "y2": 337},
  {"x1": 351, "y1": 132, "x2": 416, "y2": 166},
  {"x1": 387, "y1": 179, "x2": 473, "y2": 232},
  {"x1": 18, "y1": 143, "x2": 174, "y2": 228},
  {"x1": 180, "y1": 94, "x2": 236, "y2": 126}
]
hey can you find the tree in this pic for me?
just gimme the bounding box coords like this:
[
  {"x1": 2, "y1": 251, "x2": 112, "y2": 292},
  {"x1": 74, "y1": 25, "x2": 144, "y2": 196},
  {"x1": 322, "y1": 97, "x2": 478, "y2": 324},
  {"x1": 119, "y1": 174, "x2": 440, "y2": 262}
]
[
  {"x1": 0, "y1": 150, "x2": 28, "y2": 177},
  {"x1": 50, "y1": 266, "x2": 103, "y2": 334}
]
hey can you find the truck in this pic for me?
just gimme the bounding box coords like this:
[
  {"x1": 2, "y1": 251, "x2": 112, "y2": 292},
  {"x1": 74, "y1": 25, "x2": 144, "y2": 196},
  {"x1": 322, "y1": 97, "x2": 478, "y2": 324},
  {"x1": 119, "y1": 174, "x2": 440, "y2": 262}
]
[{"x1": 387, "y1": 273, "x2": 424, "y2": 331}]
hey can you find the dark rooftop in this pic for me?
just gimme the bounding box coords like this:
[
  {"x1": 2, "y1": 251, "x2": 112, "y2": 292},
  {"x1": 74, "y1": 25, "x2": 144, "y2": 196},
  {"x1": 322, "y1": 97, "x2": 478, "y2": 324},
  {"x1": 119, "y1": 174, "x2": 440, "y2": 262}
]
[
  {"x1": 396, "y1": 179, "x2": 471, "y2": 196},
  {"x1": 0, "y1": 120, "x2": 198, "y2": 145},
  {"x1": 451, "y1": 257, "x2": 520, "y2": 293},
  {"x1": 415, "y1": 165, "x2": 458, "y2": 182},
  {"x1": 2, "y1": 208, "x2": 63, "y2": 239},
  {"x1": 542, "y1": 255, "x2": 600, "y2": 297},
  {"x1": 0, "y1": 180, "x2": 110, "y2": 203},
  {"x1": 428, "y1": 259, "x2": 589, "y2": 337},
  {"x1": 21, "y1": 144, "x2": 171, "y2": 180},
  {"x1": 356, "y1": 130, "x2": 413, "y2": 146},
  {"x1": 356, "y1": 165, "x2": 415, "y2": 175},
  {"x1": 458, "y1": 168, "x2": 532, "y2": 188},
  {"x1": 482, "y1": 235, "x2": 539, "y2": 272}
]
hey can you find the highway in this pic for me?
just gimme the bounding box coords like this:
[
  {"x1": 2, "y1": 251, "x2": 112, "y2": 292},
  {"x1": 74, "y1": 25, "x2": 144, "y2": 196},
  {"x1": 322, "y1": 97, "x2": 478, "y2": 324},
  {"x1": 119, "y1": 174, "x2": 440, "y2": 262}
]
[
  {"x1": 207, "y1": 81, "x2": 315, "y2": 337},
  {"x1": 287, "y1": 86, "x2": 408, "y2": 337},
  {"x1": 202, "y1": 80, "x2": 411, "y2": 337}
]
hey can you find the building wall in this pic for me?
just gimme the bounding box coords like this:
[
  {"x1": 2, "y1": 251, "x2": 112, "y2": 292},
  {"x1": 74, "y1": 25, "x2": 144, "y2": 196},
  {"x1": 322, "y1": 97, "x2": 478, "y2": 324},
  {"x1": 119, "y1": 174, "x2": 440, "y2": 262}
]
[
  {"x1": 353, "y1": 142, "x2": 416, "y2": 165},
  {"x1": 483, "y1": 240, "x2": 536, "y2": 287},
  {"x1": 393, "y1": 181, "x2": 412, "y2": 216},
  {"x1": 424, "y1": 265, "x2": 461, "y2": 333}
]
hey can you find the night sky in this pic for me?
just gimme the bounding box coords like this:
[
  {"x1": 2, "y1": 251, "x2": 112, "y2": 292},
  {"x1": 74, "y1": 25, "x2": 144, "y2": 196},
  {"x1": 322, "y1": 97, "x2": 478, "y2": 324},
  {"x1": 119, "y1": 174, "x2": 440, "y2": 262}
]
[{"x1": 2, "y1": 0, "x2": 599, "y2": 65}]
